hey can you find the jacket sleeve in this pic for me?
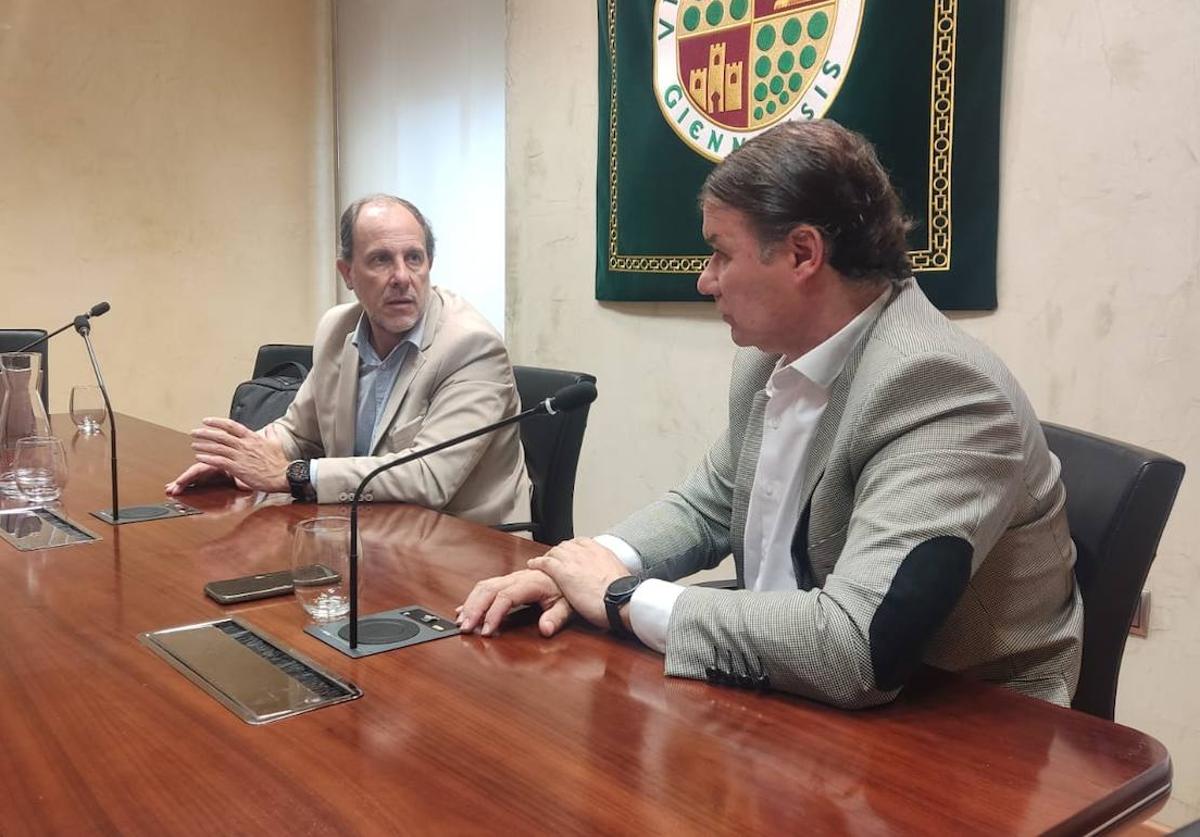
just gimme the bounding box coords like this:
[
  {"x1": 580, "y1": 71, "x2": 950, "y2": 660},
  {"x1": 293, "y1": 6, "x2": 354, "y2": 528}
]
[
  {"x1": 660, "y1": 354, "x2": 1027, "y2": 709},
  {"x1": 310, "y1": 329, "x2": 519, "y2": 509}
]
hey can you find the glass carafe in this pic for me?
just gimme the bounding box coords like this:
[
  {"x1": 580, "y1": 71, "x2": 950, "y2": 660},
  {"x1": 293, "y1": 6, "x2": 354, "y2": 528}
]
[{"x1": 0, "y1": 353, "x2": 52, "y2": 497}]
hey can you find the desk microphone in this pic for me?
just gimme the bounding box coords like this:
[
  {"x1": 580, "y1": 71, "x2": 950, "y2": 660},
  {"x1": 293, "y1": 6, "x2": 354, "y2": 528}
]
[
  {"x1": 16, "y1": 303, "x2": 183, "y2": 525},
  {"x1": 343, "y1": 380, "x2": 597, "y2": 649},
  {"x1": 13, "y1": 302, "x2": 111, "y2": 353},
  {"x1": 72, "y1": 308, "x2": 122, "y2": 521}
]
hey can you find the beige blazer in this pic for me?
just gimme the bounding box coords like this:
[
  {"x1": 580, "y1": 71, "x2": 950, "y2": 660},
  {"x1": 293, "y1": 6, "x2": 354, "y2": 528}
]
[{"x1": 269, "y1": 288, "x2": 531, "y2": 526}]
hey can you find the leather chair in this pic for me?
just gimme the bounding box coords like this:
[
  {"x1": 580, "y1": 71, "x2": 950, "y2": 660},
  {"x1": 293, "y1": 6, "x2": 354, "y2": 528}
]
[
  {"x1": 0, "y1": 329, "x2": 50, "y2": 410},
  {"x1": 1042, "y1": 422, "x2": 1185, "y2": 720},
  {"x1": 252, "y1": 343, "x2": 313, "y2": 379},
  {"x1": 497, "y1": 366, "x2": 596, "y2": 545}
]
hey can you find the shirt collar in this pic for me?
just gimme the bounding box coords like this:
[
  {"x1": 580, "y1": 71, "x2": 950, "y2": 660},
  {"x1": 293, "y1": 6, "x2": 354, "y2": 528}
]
[
  {"x1": 771, "y1": 288, "x2": 890, "y2": 393},
  {"x1": 351, "y1": 310, "x2": 427, "y2": 367}
]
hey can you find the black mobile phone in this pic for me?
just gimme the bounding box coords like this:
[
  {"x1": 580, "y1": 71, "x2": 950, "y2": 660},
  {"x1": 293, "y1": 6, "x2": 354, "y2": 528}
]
[{"x1": 203, "y1": 566, "x2": 340, "y2": 605}]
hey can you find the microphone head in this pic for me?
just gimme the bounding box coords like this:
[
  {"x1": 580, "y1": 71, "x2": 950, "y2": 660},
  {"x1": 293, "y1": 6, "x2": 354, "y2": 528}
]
[
  {"x1": 89, "y1": 302, "x2": 111, "y2": 317},
  {"x1": 547, "y1": 381, "x2": 597, "y2": 413}
]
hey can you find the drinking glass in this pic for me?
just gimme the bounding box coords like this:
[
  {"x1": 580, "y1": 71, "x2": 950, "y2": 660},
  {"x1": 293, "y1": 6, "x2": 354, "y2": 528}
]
[
  {"x1": 69, "y1": 386, "x2": 107, "y2": 435},
  {"x1": 291, "y1": 516, "x2": 357, "y2": 623},
  {"x1": 14, "y1": 436, "x2": 68, "y2": 504}
]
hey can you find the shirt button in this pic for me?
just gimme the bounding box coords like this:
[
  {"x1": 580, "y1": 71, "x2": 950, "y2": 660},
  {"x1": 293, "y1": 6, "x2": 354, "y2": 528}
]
[
  {"x1": 768, "y1": 418, "x2": 780, "y2": 430},
  {"x1": 764, "y1": 485, "x2": 776, "y2": 498}
]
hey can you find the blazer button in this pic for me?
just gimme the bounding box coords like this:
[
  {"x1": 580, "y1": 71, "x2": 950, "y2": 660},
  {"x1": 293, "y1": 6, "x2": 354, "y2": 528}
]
[
  {"x1": 364, "y1": 493, "x2": 375, "y2": 503},
  {"x1": 338, "y1": 492, "x2": 349, "y2": 502}
]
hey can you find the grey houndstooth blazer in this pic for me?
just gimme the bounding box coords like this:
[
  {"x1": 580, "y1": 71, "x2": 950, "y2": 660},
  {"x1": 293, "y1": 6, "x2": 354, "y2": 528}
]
[{"x1": 608, "y1": 278, "x2": 1083, "y2": 709}]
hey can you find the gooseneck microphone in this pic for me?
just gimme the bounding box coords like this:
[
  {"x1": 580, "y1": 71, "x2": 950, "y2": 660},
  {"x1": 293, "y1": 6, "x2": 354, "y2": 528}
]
[
  {"x1": 13, "y1": 302, "x2": 111, "y2": 353},
  {"x1": 73, "y1": 311, "x2": 120, "y2": 521},
  {"x1": 344, "y1": 380, "x2": 598, "y2": 649}
]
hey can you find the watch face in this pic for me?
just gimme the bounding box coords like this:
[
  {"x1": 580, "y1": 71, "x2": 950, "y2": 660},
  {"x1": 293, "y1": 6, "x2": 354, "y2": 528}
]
[
  {"x1": 607, "y1": 575, "x2": 641, "y2": 599},
  {"x1": 286, "y1": 460, "x2": 308, "y2": 484}
]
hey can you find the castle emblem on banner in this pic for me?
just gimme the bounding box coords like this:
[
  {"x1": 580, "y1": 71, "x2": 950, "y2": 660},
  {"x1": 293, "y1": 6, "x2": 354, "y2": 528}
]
[{"x1": 653, "y1": 0, "x2": 864, "y2": 161}]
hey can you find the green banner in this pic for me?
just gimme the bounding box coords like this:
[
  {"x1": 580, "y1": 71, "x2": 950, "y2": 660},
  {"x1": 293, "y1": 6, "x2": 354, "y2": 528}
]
[{"x1": 597, "y1": 0, "x2": 1005, "y2": 309}]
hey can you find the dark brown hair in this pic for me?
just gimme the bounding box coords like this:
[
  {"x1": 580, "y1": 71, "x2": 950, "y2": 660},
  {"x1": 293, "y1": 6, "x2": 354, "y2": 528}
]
[{"x1": 701, "y1": 120, "x2": 912, "y2": 281}]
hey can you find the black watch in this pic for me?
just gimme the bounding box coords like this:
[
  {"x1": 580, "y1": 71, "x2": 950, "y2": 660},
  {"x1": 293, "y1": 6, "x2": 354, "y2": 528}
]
[
  {"x1": 603, "y1": 575, "x2": 642, "y2": 636},
  {"x1": 286, "y1": 459, "x2": 314, "y2": 501}
]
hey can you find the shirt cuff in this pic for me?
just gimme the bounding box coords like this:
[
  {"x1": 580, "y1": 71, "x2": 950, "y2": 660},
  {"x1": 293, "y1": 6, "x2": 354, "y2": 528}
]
[
  {"x1": 628, "y1": 579, "x2": 686, "y2": 654},
  {"x1": 308, "y1": 459, "x2": 319, "y2": 486},
  {"x1": 594, "y1": 534, "x2": 644, "y2": 574}
]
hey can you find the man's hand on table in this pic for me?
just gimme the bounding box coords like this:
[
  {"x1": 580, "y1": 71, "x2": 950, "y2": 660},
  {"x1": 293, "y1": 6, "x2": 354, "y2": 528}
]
[
  {"x1": 457, "y1": 569, "x2": 574, "y2": 637},
  {"x1": 165, "y1": 417, "x2": 288, "y2": 495},
  {"x1": 527, "y1": 538, "x2": 632, "y2": 632},
  {"x1": 457, "y1": 538, "x2": 634, "y2": 638}
]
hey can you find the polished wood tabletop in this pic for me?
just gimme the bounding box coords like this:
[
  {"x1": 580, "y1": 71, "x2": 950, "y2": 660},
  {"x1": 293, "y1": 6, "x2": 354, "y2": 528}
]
[{"x1": 0, "y1": 414, "x2": 1171, "y2": 835}]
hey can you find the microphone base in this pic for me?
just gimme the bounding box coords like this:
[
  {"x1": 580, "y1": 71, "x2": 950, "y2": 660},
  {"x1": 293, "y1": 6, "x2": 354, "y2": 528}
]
[
  {"x1": 304, "y1": 606, "x2": 459, "y2": 658},
  {"x1": 91, "y1": 500, "x2": 202, "y2": 525}
]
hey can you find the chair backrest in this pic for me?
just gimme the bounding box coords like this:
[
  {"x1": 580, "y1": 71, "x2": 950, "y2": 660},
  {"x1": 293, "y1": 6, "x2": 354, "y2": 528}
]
[
  {"x1": 252, "y1": 344, "x2": 313, "y2": 379},
  {"x1": 513, "y1": 366, "x2": 596, "y2": 545},
  {"x1": 1042, "y1": 422, "x2": 1185, "y2": 720},
  {"x1": 0, "y1": 330, "x2": 50, "y2": 411}
]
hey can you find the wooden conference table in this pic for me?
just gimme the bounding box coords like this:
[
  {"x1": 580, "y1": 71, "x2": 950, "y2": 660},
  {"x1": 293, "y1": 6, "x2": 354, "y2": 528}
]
[{"x1": 0, "y1": 415, "x2": 1171, "y2": 835}]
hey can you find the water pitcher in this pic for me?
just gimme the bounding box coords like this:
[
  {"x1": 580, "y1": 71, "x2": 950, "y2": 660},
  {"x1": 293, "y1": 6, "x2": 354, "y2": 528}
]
[{"x1": 0, "y1": 352, "x2": 51, "y2": 496}]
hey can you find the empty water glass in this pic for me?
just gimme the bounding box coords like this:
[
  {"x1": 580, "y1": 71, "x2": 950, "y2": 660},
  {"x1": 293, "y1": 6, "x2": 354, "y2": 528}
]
[
  {"x1": 69, "y1": 386, "x2": 107, "y2": 434},
  {"x1": 291, "y1": 516, "x2": 357, "y2": 623},
  {"x1": 14, "y1": 436, "x2": 67, "y2": 504}
]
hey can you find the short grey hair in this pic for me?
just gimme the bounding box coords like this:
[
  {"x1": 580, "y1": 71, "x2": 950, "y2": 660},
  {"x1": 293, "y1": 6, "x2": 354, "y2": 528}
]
[{"x1": 338, "y1": 194, "x2": 436, "y2": 263}]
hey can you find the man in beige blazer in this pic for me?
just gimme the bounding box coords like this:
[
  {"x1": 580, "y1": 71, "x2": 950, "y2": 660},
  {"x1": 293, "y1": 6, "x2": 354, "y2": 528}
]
[{"x1": 166, "y1": 195, "x2": 530, "y2": 526}]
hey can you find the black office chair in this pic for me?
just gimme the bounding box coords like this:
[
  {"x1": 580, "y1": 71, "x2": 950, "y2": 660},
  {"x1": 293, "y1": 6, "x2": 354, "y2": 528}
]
[
  {"x1": 1042, "y1": 422, "x2": 1185, "y2": 720},
  {"x1": 0, "y1": 330, "x2": 50, "y2": 411},
  {"x1": 252, "y1": 343, "x2": 313, "y2": 379},
  {"x1": 497, "y1": 366, "x2": 596, "y2": 546}
]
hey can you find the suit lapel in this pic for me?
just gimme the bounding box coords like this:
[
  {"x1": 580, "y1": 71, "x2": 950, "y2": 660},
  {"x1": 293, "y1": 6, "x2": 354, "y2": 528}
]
[
  {"x1": 368, "y1": 290, "x2": 442, "y2": 454},
  {"x1": 794, "y1": 280, "x2": 904, "y2": 579},
  {"x1": 331, "y1": 333, "x2": 359, "y2": 457}
]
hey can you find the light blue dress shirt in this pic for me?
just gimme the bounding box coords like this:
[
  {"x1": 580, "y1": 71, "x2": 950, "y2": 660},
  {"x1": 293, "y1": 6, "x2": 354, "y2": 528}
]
[{"x1": 308, "y1": 312, "x2": 426, "y2": 484}]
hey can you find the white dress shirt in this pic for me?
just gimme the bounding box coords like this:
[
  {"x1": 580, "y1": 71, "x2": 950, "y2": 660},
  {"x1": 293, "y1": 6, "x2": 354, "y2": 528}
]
[{"x1": 599, "y1": 290, "x2": 889, "y2": 653}]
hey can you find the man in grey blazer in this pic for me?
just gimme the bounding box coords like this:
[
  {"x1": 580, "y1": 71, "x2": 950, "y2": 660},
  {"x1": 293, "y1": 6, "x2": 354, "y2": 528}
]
[
  {"x1": 458, "y1": 121, "x2": 1083, "y2": 708},
  {"x1": 166, "y1": 195, "x2": 530, "y2": 526}
]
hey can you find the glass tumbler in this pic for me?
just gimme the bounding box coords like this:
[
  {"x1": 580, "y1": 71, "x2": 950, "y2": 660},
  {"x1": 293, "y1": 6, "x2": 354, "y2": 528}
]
[
  {"x1": 291, "y1": 516, "x2": 356, "y2": 623},
  {"x1": 14, "y1": 436, "x2": 68, "y2": 504},
  {"x1": 69, "y1": 386, "x2": 107, "y2": 434}
]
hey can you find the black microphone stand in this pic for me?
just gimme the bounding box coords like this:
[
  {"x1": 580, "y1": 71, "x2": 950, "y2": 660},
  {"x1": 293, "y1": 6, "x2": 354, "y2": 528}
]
[
  {"x1": 308, "y1": 380, "x2": 596, "y2": 656},
  {"x1": 74, "y1": 316, "x2": 119, "y2": 522},
  {"x1": 346, "y1": 404, "x2": 541, "y2": 649}
]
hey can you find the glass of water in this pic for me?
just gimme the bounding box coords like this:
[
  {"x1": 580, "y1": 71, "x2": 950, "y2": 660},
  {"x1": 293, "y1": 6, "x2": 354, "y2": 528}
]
[
  {"x1": 291, "y1": 516, "x2": 356, "y2": 623},
  {"x1": 69, "y1": 386, "x2": 107, "y2": 435},
  {"x1": 14, "y1": 436, "x2": 68, "y2": 504}
]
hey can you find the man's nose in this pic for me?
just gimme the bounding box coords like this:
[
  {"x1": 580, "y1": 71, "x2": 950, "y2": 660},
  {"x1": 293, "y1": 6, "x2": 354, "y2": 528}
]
[{"x1": 696, "y1": 259, "x2": 716, "y2": 297}]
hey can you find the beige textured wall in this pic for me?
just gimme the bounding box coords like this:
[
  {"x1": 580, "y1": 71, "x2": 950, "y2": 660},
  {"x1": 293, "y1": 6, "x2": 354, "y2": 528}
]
[
  {"x1": 506, "y1": 0, "x2": 1200, "y2": 827},
  {"x1": 0, "y1": 0, "x2": 336, "y2": 431}
]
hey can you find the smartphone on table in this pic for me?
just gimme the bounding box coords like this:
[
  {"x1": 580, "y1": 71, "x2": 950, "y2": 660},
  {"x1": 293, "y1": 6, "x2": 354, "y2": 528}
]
[{"x1": 203, "y1": 566, "x2": 340, "y2": 605}]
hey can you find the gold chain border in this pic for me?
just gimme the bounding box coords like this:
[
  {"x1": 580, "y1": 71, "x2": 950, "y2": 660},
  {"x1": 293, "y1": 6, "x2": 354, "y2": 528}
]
[{"x1": 606, "y1": 0, "x2": 957, "y2": 275}]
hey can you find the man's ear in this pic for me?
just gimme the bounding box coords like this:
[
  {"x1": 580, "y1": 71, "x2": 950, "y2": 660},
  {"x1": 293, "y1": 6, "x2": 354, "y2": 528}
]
[
  {"x1": 786, "y1": 224, "x2": 826, "y2": 280},
  {"x1": 336, "y1": 260, "x2": 353, "y2": 290}
]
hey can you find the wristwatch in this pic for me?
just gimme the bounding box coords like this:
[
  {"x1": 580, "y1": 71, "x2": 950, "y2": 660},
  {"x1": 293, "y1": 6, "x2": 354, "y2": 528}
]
[
  {"x1": 286, "y1": 459, "x2": 315, "y2": 501},
  {"x1": 603, "y1": 575, "x2": 642, "y2": 636}
]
